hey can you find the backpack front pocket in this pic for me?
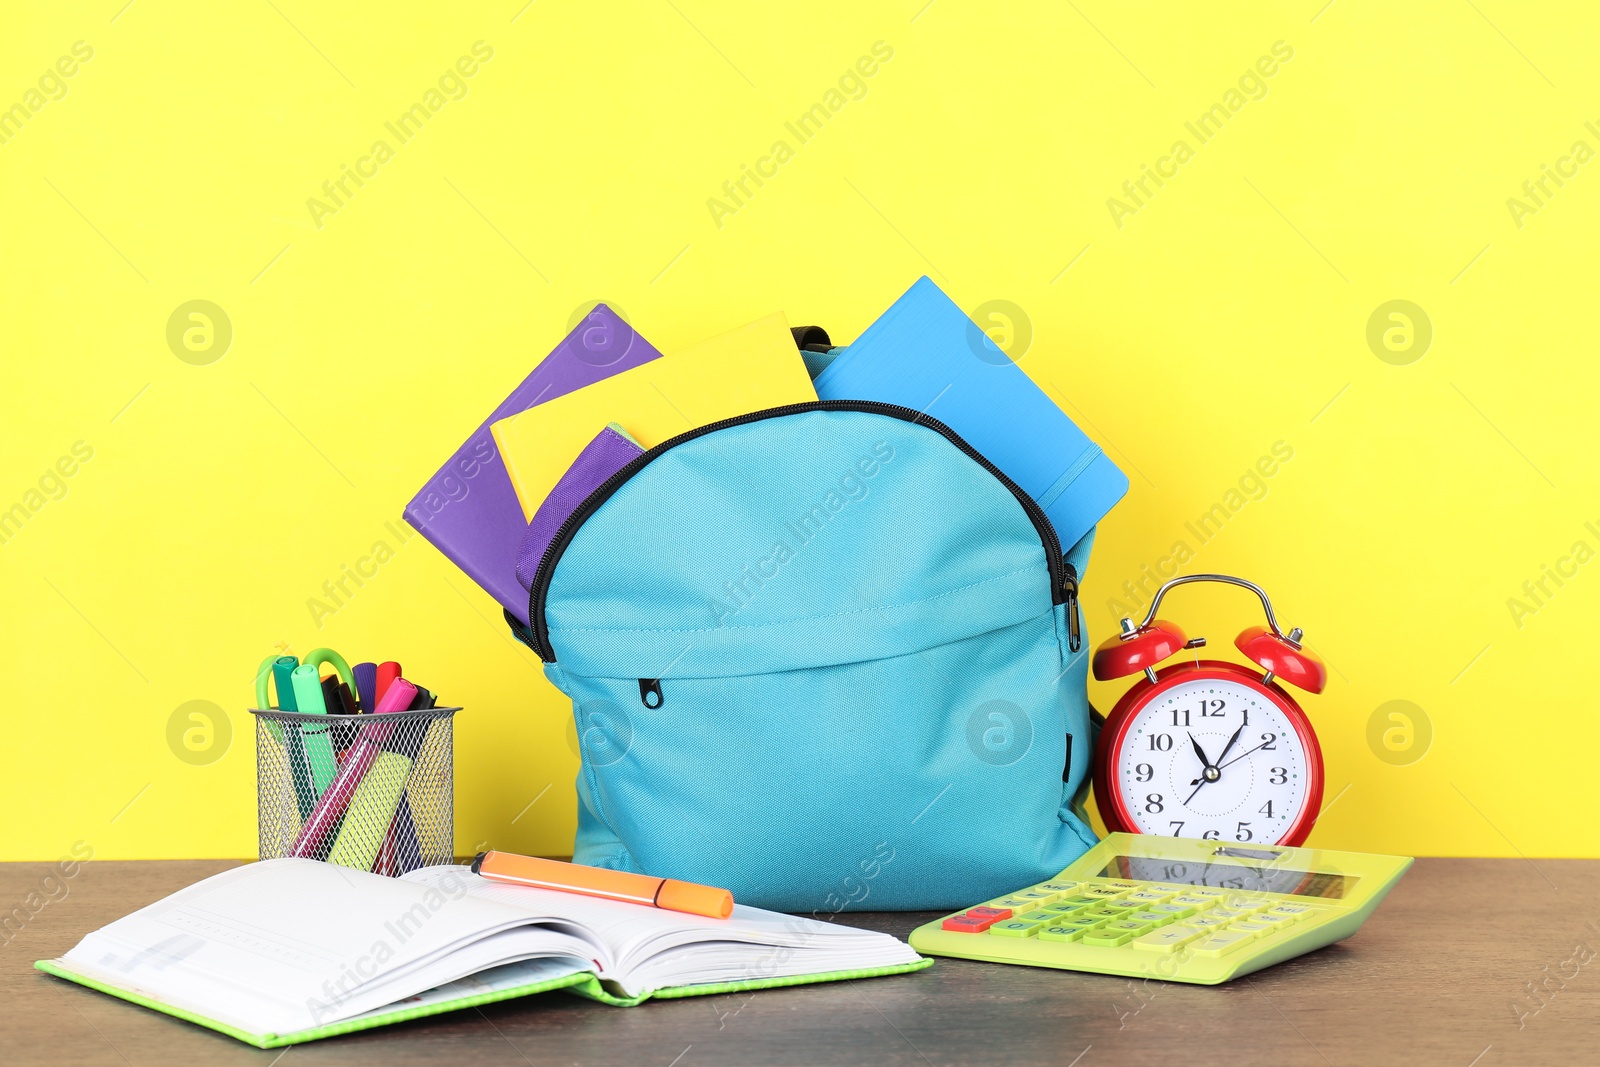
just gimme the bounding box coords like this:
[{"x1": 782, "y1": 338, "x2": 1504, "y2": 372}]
[{"x1": 551, "y1": 608, "x2": 1094, "y2": 912}]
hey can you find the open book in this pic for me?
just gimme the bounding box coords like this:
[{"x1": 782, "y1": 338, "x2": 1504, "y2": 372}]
[{"x1": 37, "y1": 859, "x2": 928, "y2": 1048}]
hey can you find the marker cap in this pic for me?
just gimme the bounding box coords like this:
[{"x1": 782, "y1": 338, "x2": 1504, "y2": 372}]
[{"x1": 657, "y1": 878, "x2": 734, "y2": 919}]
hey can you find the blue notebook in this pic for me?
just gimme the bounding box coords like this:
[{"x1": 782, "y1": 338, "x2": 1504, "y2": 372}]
[{"x1": 813, "y1": 277, "x2": 1127, "y2": 552}]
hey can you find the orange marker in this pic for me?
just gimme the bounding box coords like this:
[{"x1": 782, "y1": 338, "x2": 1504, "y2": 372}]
[{"x1": 471, "y1": 850, "x2": 734, "y2": 919}]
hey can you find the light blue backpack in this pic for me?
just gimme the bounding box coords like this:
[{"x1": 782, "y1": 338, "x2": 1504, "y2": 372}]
[{"x1": 511, "y1": 401, "x2": 1098, "y2": 912}]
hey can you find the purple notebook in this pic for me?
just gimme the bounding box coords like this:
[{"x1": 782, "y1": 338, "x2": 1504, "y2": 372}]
[
  {"x1": 516, "y1": 424, "x2": 644, "y2": 596},
  {"x1": 404, "y1": 306, "x2": 661, "y2": 624}
]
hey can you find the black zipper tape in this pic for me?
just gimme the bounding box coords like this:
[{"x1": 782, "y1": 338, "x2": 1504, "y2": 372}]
[{"x1": 526, "y1": 400, "x2": 1067, "y2": 662}]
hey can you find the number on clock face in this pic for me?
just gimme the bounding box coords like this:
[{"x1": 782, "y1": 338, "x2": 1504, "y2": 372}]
[{"x1": 1114, "y1": 677, "x2": 1308, "y2": 844}]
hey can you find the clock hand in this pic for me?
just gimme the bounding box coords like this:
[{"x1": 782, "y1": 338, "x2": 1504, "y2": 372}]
[
  {"x1": 1216, "y1": 740, "x2": 1272, "y2": 771},
  {"x1": 1189, "y1": 734, "x2": 1215, "y2": 771},
  {"x1": 1183, "y1": 780, "x2": 1207, "y2": 806},
  {"x1": 1213, "y1": 723, "x2": 1247, "y2": 766},
  {"x1": 1194, "y1": 741, "x2": 1272, "y2": 784},
  {"x1": 1189, "y1": 724, "x2": 1247, "y2": 786}
]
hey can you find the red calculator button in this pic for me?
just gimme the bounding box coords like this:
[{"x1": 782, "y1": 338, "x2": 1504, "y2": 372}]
[
  {"x1": 967, "y1": 907, "x2": 1011, "y2": 920},
  {"x1": 943, "y1": 915, "x2": 997, "y2": 933}
]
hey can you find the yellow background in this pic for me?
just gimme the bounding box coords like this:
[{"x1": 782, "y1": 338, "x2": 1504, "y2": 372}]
[{"x1": 3, "y1": 1, "x2": 1595, "y2": 862}]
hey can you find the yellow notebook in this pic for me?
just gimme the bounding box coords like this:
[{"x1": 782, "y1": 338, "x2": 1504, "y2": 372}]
[{"x1": 492, "y1": 313, "x2": 817, "y2": 520}]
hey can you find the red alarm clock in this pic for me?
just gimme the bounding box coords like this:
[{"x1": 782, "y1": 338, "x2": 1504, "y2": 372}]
[{"x1": 1091, "y1": 574, "x2": 1327, "y2": 847}]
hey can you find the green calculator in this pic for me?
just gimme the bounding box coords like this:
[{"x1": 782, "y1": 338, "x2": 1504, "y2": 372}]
[{"x1": 909, "y1": 833, "x2": 1412, "y2": 984}]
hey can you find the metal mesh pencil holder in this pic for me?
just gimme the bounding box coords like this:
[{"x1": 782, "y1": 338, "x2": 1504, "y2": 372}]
[{"x1": 251, "y1": 706, "x2": 459, "y2": 876}]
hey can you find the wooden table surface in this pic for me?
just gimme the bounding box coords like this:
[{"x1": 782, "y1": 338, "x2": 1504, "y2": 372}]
[{"x1": 4, "y1": 857, "x2": 1594, "y2": 1066}]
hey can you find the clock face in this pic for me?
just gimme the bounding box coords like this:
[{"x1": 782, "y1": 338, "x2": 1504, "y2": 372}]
[{"x1": 1105, "y1": 670, "x2": 1317, "y2": 846}]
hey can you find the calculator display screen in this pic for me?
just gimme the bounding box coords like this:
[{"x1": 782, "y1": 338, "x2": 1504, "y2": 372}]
[{"x1": 1100, "y1": 856, "x2": 1358, "y2": 899}]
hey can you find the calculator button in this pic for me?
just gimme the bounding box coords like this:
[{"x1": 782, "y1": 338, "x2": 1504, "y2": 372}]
[
  {"x1": 1125, "y1": 890, "x2": 1171, "y2": 904},
  {"x1": 1041, "y1": 902, "x2": 1094, "y2": 917},
  {"x1": 1225, "y1": 895, "x2": 1273, "y2": 913},
  {"x1": 1082, "y1": 924, "x2": 1140, "y2": 947},
  {"x1": 1126, "y1": 910, "x2": 1176, "y2": 928},
  {"x1": 1132, "y1": 925, "x2": 1206, "y2": 952},
  {"x1": 1267, "y1": 904, "x2": 1315, "y2": 920},
  {"x1": 1184, "y1": 888, "x2": 1229, "y2": 899},
  {"x1": 1188, "y1": 916, "x2": 1229, "y2": 930},
  {"x1": 1147, "y1": 903, "x2": 1195, "y2": 920},
  {"x1": 1079, "y1": 887, "x2": 1128, "y2": 900},
  {"x1": 942, "y1": 915, "x2": 996, "y2": 933},
  {"x1": 1080, "y1": 907, "x2": 1124, "y2": 921},
  {"x1": 1075, "y1": 908, "x2": 1126, "y2": 927},
  {"x1": 1169, "y1": 895, "x2": 1216, "y2": 910},
  {"x1": 1101, "y1": 881, "x2": 1142, "y2": 890},
  {"x1": 967, "y1": 906, "x2": 1011, "y2": 920},
  {"x1": 989, "y1": 919, "x2": 1045, "y2": 937},
  {"x1": 1191, "y1": 932, "x2": 1254, "y2": 956},
  {"x1": 1037, "y1": 923, "x2": 1089, "y2": 942},
  {"x1": 989, "y1": 896, "x2": 1040, "y2": 910},
  {"x1": 1230, "y1": 921, "x2": 1273, "y2": 938},
  {"x1": 1015, "y1": 890, "x2": 1060, "y2": 904},
  {"x1": 1033, "y1": 881, "x2": 1081, "y2": 893},
  {"x1": 1206, "y1": 908, "x2": 1252, "y2": 923},
  {"x1": 1251, "y1": 912, "x2": 1298, "y2": 928},
  {"x1": 1099, "y1": 899, "x2": 1143, "y2": 913}
]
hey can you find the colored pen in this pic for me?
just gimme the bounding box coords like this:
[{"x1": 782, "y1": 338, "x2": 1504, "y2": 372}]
[
  {"x1": 322, "y1": 675, "x2": 359, "y2": 760},
  {"x1": 256, "y1": 654, "x2": 317, "y2": 819},
  {"x1": 294, "y1": 649, "x2": 357, "y2": 793},
  {"x1": 353, "y1": 661, "x2": 378, "y2": 713},
  {"x1": 272, "y1": 657, "x2": 300, "y2": 710},
  {"x1": 328, "y1": 709, "x2": 426, "y2": 871},
  {"x1": 376, "y1": 661, "x2": 402, "y2": 704},
  {"x1": 288, "y1": 663, "x2": 340, "y2": 794},
  {"x1": 373, "y1": 797, "x2": 422, "y2": 876},
  {"x1": 471, "y1": 851, "x2": 734, "y2": 919},
  {"x1": 288, "y1": 679, "x2": 418, "y2": 859},
  {"x1": 324, "y1": 677, "x2": 357, "y2": 717}
]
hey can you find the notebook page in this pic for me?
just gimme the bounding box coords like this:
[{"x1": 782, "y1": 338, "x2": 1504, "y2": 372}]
[
  {"x1": 622, "y1": 927, "x2": 921, "y2": 994},
  {"x1": 404, "y1": 866, "x2": 920, "y2": 997},
  {"x1": 335, "y1": 957, "x2": 590, "y2": 1028},
  {"x1": 56, "y1": 859, "x2": 590, "y2": 1035}
]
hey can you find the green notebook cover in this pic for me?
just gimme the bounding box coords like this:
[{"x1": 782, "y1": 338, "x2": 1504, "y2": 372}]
[{"x1": 35, "y1": 956, "x2": 933, "y2": 1048}]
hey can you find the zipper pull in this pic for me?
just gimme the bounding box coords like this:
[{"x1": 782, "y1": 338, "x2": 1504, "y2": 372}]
[
  {"x1": 638, "y1": 678, "x2": 663, "y2": 708},
  {"x1": 1063, "y1": 564, "x2": 1081, "y2": 653}
]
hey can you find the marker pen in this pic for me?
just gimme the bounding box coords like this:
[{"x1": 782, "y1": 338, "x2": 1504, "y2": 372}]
[
  {"x1": 353, "y1": 662, "x2": 378, "y2": 713},
  {"x1": 257, "y1": 654, "x2": 317, "y2": 819},
  {"x1": 289, "y1": 663, "x2": 339, "y2": 794},
  {"x1": 375, "y1": 661, "x2": 402, "y2": 704},
  {"x1": 373, "y1": 797, "x2": 422, "y2": 876},
  {"x1": 287, "y1": 679, "x2": 418, "y2": 860},
  {"x1": 328, "y1": 710, "x2": 426, "y2": 871},
  {"x1": 472, "y1": 851, "x2": 734, "y2": 919},
  {"x1": 322, "y1": 676, "x2": 359, "y2": 760}
]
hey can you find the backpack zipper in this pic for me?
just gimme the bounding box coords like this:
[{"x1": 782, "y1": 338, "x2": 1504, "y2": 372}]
[
  {"x1": 1063, "y1": 562, "x2": 1081, "y2": 653},
  {"x1": 525, "y1": 399, "x2": 1068, "y2": 662}
]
